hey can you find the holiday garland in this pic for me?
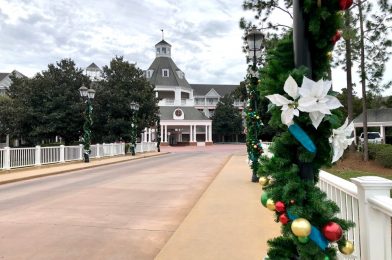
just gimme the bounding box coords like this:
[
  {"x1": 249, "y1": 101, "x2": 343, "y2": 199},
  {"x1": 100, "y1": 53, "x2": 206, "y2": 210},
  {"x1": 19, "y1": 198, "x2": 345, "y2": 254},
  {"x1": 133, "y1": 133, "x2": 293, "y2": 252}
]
[
  {"x1": 254, "y1": 1, "x2": 355, "y2": 259},
  {"x1": 245, "y1": 71, "x2": 264, "y2": 177}
]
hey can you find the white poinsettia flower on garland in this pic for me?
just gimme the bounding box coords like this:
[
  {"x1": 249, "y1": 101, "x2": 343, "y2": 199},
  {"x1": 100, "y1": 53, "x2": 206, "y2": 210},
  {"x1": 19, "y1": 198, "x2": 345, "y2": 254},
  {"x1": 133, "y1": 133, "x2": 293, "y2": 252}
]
[
  {"x1": 298, "y1": 76, "x2": 343, "y2": 129},
  {"x1": 266, "y1": 75, "x2": 301, "y2": 126},
  {"x1": 329, "y1": 118, "x2": 355, "y2": 163}
]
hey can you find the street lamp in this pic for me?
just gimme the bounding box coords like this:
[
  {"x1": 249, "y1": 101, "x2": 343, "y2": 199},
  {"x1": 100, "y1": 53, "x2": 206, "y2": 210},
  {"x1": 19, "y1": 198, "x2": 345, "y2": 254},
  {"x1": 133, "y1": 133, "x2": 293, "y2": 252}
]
[
  {"x1": 79, "y1": 84, "x2": 95, "y2": 163},
  {"x1": 130, "y1": 101, "x2": 140, "y2": 156},
  {"x1": 245, "y1": 26, "x2": 265, "y2": 183},
  {"x1": 245, "y1": 25, "x2": 265, "y2": 71}
]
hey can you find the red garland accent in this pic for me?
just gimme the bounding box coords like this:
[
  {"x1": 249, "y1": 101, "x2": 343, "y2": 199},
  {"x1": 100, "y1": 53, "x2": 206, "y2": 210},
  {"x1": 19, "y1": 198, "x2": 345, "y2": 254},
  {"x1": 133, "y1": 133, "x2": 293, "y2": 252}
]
[
  {"x1": 279, "y1": 214, "x2": 289, "y2": 225},
  {"x1": 339, "y1": 0, "x2": 353, "y2": 10},
  {"x1": 322, "y1": 222, "x2": 343, "y2": 242},
  {"x1": 331, "y1": 31, "x2": 342, "y2": 45},
  {"x1": 275, "y1": 201, "x2": 286, "y2": 213}
]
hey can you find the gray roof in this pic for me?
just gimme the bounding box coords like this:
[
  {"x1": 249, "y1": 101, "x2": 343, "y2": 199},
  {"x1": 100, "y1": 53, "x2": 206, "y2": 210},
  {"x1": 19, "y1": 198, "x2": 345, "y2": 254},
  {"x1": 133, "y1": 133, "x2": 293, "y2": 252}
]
[
  {"x1": 148, "y1": 57, "x2": 190, "y2": 88},
  {"x1": 354, "y1": 108, "x2": 392, "y2": 123},
  {"x1": 159, "y1": 106, "x2": 210, "y2": 121},
  {"x1": 86, "y1": 63, "x2": 101, "y2": 71},
  {"x1": 0, "y1": 73, "x2": 9, "y2": 81},
  {"x1": 191, "y1": 84, "x2": 239, "y2": 97},
  {"x1": 155, "y1": 40, "x2": 171, "y2": 47}
]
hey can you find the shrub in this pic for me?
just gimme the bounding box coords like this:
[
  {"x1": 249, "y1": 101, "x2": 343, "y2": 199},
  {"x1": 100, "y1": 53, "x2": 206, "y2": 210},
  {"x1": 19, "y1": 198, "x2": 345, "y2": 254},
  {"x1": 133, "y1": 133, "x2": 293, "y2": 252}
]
[
  {"x1": 368, "y1": 143, "x2": 390, "y2": 160},
  {"x1": 375, "y1": 145, "x2": 392, "y2": 168}
]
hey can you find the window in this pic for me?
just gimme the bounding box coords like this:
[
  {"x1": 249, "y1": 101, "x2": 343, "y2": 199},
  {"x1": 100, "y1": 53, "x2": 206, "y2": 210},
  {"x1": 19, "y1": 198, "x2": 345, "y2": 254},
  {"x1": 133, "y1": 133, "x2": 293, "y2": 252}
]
[
  {"x1": 162, "y1": 47, "x2": 166, "y2": 54},
  {"x1": 156, "y1": 48, "x2": 160, "y2": 54},
  {"x1": 146, "y1": 70, "x2": 154, "y2": 78},
  {"x1": 162, "y1": 69, "x2": 169, "y2": 77}
]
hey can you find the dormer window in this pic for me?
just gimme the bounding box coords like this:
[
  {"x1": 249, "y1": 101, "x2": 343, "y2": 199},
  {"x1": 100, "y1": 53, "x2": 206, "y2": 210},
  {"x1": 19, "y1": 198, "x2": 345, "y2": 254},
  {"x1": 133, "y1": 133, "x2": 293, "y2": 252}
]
[
  {"x1": 146, "y1": 69, "x2": 154, "y2": 78},
  {"x1": 162, "y1": 69, "x2": 169, "y2": 77},
  {"x1": 156, "y1": 48, "x2": 160, "y2": 54},
  {"x1": 176, "y1": 70, "x2": 184, "y2": 79},
  {"x1": 162, "y1": 47, "x2": 166, "y2": 54}
]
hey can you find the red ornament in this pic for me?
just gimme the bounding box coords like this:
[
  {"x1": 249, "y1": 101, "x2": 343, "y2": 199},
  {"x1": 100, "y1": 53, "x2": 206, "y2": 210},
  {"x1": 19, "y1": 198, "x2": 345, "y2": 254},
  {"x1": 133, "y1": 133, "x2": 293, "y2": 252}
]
[
  {"x1": 275, "y1": 201, "x2": 286, "y2": 213},
  {"x1": 332, "y1": 31, "x2": 342, "y2": 45},
  {"x1": 339, "y1": 0, "x2": 353, "y2": 10},
  {"x1": 279, "y1": 214, "x2": 289, "y2": 225},
  {"x1": 322, "y1": 222, "x2": 343, "y2": 242}
]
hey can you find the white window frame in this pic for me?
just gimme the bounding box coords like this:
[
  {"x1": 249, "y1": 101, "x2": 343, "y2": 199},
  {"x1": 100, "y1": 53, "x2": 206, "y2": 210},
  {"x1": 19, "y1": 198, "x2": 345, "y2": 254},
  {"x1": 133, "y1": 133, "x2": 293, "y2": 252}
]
[{"x1": 162, "y1": 69, "x2": 169, "y2": 77}]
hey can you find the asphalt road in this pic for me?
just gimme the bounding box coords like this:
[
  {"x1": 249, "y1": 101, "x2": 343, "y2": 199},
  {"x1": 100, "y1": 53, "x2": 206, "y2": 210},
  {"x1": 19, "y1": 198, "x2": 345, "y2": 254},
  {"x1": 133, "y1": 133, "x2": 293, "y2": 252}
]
[{"x1": 0, "y1": 145, "x2": 245, "y2": 260}]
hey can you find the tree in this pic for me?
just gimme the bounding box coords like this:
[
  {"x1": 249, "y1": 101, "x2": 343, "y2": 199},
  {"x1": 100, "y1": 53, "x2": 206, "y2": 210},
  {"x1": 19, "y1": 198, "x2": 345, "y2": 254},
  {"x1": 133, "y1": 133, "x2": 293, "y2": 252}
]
[
  {"x1": 7, "y1": 59, "x2": 89, "y2": 145},
  {"x1": 212, "y1": 95, "x2": 243, "y2": 142},
  {"x1": 333, "y1": 0, "x2": 392, "y2": 159},
  {"x1": 92, "y1": 56, "x2": 159, "y2": 143}
]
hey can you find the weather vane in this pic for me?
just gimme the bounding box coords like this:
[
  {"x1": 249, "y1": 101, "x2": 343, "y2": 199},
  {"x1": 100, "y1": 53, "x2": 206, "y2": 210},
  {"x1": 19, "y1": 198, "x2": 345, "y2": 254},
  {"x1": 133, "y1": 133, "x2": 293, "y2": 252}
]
[{"x1": 161, "y1": 29, "x2": 164, "y2": 40}]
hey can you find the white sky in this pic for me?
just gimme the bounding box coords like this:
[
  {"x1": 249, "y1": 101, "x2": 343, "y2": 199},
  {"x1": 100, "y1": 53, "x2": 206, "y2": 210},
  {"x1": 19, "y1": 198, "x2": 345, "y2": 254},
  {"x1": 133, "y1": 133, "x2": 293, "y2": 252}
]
[{"x1": 0, "y1": 0, "x2": 391, "y2": 96}]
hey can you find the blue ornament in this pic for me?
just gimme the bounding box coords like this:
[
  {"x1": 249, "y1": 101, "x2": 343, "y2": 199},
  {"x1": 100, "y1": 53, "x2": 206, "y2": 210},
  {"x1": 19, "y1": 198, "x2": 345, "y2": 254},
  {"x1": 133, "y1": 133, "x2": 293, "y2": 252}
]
[{"x1": 288, "y1": 124, "x2": 316, "y2": 154}]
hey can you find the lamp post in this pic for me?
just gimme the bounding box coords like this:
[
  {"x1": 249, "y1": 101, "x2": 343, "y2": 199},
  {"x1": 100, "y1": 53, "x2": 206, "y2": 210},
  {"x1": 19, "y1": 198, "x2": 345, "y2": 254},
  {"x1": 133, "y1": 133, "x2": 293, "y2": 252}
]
[
  {"x1": 79, "y1": 84, "x2": 96, "y2": 163},
  {"x1": 156, "y1": 113, "x2": 161, "y2": 152},
  {"x1": 130, "y1": 101, "x2": 140, "y2": 156},
  {"x1": 245, "y1": 26, "x2": 264, "y2": 183}
]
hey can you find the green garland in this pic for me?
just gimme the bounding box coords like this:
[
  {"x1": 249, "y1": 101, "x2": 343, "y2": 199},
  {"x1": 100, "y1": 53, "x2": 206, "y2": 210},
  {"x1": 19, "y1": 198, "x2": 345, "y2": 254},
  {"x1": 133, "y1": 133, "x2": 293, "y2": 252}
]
[
  {"x1": 245, "y1": 73, "x2": 264, "y2": 176},
  {"x1": 255, "y1": 1, "x2": 355, "y2": 259}
]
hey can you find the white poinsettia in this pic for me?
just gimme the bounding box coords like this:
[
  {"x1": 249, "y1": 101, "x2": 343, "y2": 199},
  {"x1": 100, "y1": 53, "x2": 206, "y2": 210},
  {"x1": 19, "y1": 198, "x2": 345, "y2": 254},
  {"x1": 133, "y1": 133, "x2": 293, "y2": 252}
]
[
  {"x1": 329, "y1": 118, "x2": 355, "y2": 163},
  {"x1": 298, "y1": 76, "x2": 343, "y2": 129},
  {"x1": 266, "y1": 75, "x2": 301, "y2": 126}
]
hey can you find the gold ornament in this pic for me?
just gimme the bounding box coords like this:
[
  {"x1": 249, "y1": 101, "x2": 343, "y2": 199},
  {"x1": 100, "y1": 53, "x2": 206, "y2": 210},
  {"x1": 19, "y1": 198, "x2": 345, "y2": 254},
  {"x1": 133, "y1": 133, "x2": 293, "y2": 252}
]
[
  {"x1": 339, "y1": 241, "x2": 354, "y2": 255},
  {"x1": 256, "y1": 116, "x2": 260, "y2": 119},
  {"x1": 258, "y1": 176, "x2": 269, "y2": 186},
  {"x1": 266, "y1": 199, "x2": 275, "y2": 211},
  {"x1": 327, "y1": 52, "x2": 333, "y2": 60},
  {"x1": 291, "y1": 218, "x2": 311, "y2": 237}
]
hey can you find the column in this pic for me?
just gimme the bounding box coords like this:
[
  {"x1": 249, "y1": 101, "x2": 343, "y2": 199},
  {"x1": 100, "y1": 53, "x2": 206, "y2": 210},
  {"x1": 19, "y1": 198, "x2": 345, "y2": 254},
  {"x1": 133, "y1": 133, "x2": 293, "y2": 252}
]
[
  {"x1": 380, "y1": 125, "x2": 386, "y2": 144},
  {"x1": 193, "y1": 125, "x2": 197, "y2": 142},
  {"x1": 148, "y1": 128, "x2": 152, "y2": 142},
  {"x1": 144, "y1": 128, "x2": 148, "y2": 142},
  {"x1": 205, "y1": 125, "x2": 208, "y2": 141},
  {"x1": 189, "y1": 125, "x2": 193, "y2": 142},
  {"x1": 4, "y1": 147, "x2": 10, "y2": 170},
  {"x1": 209, "y1": 123, "x2": 212, "y2": 142},
  {"x1": 164, "y1": 125, "x2": 168, "y2": 143}
]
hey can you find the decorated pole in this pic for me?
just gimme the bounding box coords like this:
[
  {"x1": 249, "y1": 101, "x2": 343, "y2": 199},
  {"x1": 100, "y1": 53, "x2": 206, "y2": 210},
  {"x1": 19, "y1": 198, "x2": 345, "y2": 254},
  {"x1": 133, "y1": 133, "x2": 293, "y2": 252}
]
[
  {"x1": 253, "y1": 0, "x2": 356, "y2": 259},
  {"x1": 245, "y1": 26, "x2": 265, "y2": 182}
]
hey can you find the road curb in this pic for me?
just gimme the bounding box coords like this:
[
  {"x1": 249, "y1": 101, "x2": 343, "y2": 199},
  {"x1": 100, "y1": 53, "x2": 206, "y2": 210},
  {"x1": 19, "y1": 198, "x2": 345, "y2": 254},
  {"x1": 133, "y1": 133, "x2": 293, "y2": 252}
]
[{"x1": 0, "y1": 152, "x2": 170, "y2": 185}]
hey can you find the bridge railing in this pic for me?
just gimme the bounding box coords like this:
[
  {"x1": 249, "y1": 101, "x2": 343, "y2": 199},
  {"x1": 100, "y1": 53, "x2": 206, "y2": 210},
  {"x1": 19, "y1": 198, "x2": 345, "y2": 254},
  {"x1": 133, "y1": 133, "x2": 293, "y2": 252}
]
[
  {"x1": 0, "y1": 142, "x2": 156, "y2": 170},
  {"x1": 261, "y1": 142, "x2": 392, "y2": 260}
]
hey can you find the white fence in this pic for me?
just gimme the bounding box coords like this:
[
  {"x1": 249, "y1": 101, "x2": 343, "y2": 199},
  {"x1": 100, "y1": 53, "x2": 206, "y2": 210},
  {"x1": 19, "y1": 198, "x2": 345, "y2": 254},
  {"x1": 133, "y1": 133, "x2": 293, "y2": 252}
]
[
  {"x1": 261, "y1": 142, "x2": 392, "y2": 260},
  {"x1": 0, "y1": 142, "x2": 157, "y2": 170}
]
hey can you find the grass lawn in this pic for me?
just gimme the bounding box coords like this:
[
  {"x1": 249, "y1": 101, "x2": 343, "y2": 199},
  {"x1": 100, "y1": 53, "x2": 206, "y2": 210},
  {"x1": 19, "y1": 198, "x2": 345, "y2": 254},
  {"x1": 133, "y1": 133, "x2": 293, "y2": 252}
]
[{"x1": 325, "y1": 168, "x2": 392, "y2": 181}]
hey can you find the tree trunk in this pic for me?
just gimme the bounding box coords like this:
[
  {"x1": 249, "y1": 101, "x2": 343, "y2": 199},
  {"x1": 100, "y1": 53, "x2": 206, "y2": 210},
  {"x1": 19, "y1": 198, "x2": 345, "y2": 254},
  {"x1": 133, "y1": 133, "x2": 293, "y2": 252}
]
[
  {"x1": 358, "y1": 0, "x2": 369, "y2": 161},
  {"x1": 345, "y1": 9, "x2": 355, "y2": 153}
]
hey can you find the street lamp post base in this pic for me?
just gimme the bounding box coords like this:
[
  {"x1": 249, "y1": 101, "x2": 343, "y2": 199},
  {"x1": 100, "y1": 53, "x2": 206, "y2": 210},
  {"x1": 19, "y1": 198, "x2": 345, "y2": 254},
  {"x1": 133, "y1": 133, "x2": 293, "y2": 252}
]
[
  {"x1": 251, "y1": 171, "x2": 259, "y2": 183},
  {"x1": 84, "y1": 153, "x2": 90, "y2": 163}
]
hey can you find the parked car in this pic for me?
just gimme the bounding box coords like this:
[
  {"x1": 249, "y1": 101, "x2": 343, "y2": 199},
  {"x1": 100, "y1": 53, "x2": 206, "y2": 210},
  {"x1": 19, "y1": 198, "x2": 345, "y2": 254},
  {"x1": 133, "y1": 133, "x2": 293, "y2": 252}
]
[{"x1": 359, "y1": 132, "x2": 383, "y2": 144}]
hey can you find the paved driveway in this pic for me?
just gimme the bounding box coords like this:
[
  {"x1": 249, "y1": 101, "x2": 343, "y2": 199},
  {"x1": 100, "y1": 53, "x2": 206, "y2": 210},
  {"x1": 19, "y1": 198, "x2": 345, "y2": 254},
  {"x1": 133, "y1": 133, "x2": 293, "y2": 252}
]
[{"x1": 0, "y1": 144, "x2": 245, "y2": 259}]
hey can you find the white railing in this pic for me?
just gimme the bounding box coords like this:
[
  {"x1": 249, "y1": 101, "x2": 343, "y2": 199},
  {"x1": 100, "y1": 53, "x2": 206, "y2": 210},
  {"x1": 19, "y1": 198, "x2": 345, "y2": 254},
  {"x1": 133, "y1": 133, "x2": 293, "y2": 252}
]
[
  {"x1": 261, "y1": 142, "x2": 392, "y2": 260},
  {"x1": 318, "y1": 171, "x2": 361, "y2": 260},
  {"x1": 0, "y1": 142, "x2": 154, "y2": 170}
]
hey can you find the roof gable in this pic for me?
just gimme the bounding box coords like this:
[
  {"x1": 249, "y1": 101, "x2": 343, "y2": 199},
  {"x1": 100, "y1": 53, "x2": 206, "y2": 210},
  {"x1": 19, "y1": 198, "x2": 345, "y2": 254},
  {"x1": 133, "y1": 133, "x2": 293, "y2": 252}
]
[
  {"x1": 159, "y1": 106, "x2": 210, "y2": 121},
  {"x1": 354, "y1": 108, "x2": 392, "y2": 123},
  {"x1": 205, "y1": 88, "x2": 220, "y2": 97},
  {"x1": 191, "y1": 84, "x2": 239, "y2": 97}
]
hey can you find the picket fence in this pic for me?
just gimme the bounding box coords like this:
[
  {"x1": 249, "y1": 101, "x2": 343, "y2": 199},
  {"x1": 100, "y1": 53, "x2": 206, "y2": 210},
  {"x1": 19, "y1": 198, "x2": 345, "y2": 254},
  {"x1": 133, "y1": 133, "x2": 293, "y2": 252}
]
[
  {"x1": 0, "y1": 142, "x2": 157, "y2": 170},
  {"x1": 261, "y1": 142, "x2": 392, "y2": 260}
]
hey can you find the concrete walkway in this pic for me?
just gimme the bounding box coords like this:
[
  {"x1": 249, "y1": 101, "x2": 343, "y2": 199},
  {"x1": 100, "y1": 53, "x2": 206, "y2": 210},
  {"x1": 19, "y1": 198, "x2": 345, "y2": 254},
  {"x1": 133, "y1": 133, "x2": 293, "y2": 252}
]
[
  {"x1": 0, "y1": 146, "x2": 281, "y2": 259},
  {"x1": 156, "y1": 154, "x2": 281, "y2": 260}
]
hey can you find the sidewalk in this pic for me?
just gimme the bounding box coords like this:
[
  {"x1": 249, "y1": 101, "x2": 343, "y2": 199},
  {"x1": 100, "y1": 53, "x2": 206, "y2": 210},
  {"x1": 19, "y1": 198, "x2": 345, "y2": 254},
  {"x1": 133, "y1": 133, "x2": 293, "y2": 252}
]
[
  {"x1": 0, "y1": 152, "x2": 167, "y2": 185},
  {"x1": 155, "y1": 154, "x2": 281, "y2": 260}
]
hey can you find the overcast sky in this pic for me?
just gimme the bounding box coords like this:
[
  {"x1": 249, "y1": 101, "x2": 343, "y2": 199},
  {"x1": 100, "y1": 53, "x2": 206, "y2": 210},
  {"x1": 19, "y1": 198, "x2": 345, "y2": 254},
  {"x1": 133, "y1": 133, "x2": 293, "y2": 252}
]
[{"x1": 0, "y1": 0, "x2": 390, "y2": 95}]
